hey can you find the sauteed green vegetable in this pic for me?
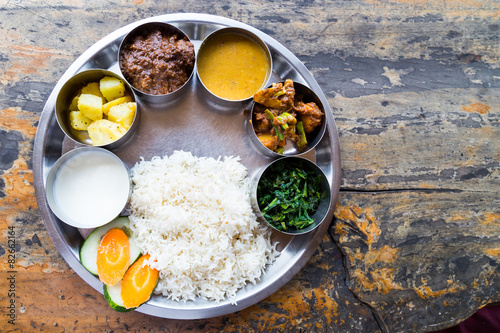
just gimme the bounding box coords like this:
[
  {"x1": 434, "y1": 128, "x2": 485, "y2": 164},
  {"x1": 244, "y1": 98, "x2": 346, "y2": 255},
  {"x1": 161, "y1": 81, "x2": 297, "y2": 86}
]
[{"x1": 257, "y1": 160, "x2": 324, "y2": 231}]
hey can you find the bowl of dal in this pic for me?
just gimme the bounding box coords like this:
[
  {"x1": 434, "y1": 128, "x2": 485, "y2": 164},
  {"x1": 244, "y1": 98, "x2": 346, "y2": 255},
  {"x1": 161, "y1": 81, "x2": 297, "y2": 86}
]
[{"x1": 196, "y1": 27, "x2": 272, "y2": 110}]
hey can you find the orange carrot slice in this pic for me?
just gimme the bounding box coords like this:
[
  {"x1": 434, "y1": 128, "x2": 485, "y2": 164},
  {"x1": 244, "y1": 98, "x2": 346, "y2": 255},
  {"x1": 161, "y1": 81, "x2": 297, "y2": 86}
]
[
  {"x1": 121, "y1": 254, "x2": 159, "y2": 309},
  {"x1": 96, "y1": 228, "x2": 130, "y2": 286}
]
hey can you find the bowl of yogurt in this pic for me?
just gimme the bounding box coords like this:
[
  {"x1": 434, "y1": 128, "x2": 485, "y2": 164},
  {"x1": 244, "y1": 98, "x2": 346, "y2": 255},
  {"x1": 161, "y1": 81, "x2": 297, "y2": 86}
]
[{"x1": 45, "y1": 147, "x2": 131, "y2": 228}]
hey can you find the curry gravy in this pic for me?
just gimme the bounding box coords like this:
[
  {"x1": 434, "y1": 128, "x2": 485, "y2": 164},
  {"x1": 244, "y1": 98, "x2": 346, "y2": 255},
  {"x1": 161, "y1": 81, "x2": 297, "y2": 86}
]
[{"x1": 197, "y1": 33, "x2": 270, "y2": 100}]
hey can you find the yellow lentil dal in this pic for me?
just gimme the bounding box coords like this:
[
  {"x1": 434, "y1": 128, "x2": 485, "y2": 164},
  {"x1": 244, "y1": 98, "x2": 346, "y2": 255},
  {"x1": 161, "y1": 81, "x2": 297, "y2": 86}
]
[{"x1": 197, "y1": 33, "x2": 270, "y2": 100}]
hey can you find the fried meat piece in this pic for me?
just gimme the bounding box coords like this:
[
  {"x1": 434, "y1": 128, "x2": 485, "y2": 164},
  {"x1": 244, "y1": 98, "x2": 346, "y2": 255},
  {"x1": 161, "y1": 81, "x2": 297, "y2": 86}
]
[
  {"x1": 294, "y1": 101, "x2": 324, "y2": 133},
  {"x1": 252, "y1": 103, "x2": 273, "y2": 133}
]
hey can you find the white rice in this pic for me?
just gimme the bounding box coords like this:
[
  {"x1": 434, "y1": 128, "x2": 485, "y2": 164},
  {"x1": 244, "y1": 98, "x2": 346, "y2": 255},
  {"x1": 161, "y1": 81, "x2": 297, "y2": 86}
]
[{"x1": 128, "y1": 151, "x2": 278, "y2": 303}]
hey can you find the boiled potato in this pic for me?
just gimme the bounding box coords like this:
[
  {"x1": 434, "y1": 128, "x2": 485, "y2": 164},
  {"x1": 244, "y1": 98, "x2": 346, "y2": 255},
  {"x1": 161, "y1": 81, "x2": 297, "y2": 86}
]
[
  {"x1": 71, "y1": 129, "x2": 90, "y2": 143},
  {"x1": 100, "y1": 76, "x2": 125, "y2": 102},
  {"x1": 108, "y1": 102, "x2": 136, "y2": 130},
  {"x1": 87, "y1": 119, "x2": 127, "y2": 146},
  {"x1": 257, "y1": 133, "x2": 278, "y2": 151},
  {"x1": 69, "y1": 95, "x2": 80, "y2": 111},
  {"x1": 78, "y1": 93, "x2": 103, "y2": 121},
  {"x1": 102, "y1": 95, "x2": 133, "y2": 116},
  {"x1": 82, "y1": 82, "x2": 104, "y2": 100},
  {"x1": 69, "y1": 111, "x2": 92, "y2": 131}
]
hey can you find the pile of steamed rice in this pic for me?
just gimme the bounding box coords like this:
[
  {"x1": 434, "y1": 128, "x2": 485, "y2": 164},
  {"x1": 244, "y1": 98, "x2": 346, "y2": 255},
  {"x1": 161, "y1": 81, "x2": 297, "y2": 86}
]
[{"x1": 129, "y1": 151, "x2": 278, "y2": 303}]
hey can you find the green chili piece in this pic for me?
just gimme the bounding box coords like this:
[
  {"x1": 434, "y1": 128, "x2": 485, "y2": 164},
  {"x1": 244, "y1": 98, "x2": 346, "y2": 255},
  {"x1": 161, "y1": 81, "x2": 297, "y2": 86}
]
[{"x1": 296, "y1": 121, "x2": 307, "y2": 149}]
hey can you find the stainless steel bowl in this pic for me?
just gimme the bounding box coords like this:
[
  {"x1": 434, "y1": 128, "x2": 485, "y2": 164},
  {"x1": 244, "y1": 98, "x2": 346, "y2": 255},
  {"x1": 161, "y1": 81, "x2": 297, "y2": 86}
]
[
  {"x1": 248, "y1": 81, "x2": 327, "y2": 158},
  {"x1": 45, "y1": 147, "x2": 131, "y2": 229},
  {"x1": 118, "y1": 22, "x2": 195, "y2": 105},
  {"x1": 196, "y1": 27, "x2": 272, "y2": 112},
  {"x1": 252, "y1": 156, "x2": 332, "y2": 235},
  {"x1": 55, "y1": 69, "x2": 139, "y2": 149}
]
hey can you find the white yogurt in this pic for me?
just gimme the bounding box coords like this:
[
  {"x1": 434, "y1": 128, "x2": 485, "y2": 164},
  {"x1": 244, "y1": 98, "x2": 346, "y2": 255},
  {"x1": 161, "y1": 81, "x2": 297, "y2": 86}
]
[{"x1": 52, "y1": 149, "x2": 130, "y2": 228}]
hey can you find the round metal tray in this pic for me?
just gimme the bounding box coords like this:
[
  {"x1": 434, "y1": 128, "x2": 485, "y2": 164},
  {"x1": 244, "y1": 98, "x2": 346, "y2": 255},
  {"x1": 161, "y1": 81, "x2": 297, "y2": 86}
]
[{"x1": 33, "y1": 13, "x2": 341, "y2": 319}]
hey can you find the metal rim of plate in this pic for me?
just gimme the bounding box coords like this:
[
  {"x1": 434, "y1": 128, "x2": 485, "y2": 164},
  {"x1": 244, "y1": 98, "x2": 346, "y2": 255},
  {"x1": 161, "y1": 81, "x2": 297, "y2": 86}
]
[{"x1": 32, "y1": 13, "x2": 341, "y2": 319}]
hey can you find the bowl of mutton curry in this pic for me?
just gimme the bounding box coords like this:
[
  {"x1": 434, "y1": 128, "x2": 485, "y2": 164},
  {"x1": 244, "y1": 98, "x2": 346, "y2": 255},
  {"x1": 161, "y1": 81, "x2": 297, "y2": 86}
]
[{"x1": 118, "y1": 22, "x2": 195, "y2": 105}]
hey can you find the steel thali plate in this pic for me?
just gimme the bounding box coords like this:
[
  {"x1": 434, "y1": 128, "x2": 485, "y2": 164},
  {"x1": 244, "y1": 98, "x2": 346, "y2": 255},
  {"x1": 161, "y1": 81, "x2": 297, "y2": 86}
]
[{"x1": 33, "y1": 13, "x2": 341, "y2": 319}]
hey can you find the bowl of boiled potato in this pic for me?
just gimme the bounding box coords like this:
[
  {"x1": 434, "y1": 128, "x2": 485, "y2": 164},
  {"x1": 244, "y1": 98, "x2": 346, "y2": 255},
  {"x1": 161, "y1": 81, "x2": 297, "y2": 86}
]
[{"x1": 55, "y1": 69, "x2": 139, "y2": 148}]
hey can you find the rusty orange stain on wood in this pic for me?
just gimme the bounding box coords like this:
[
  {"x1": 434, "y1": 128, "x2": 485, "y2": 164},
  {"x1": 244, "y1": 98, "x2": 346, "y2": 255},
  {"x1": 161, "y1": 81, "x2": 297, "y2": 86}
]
[
  {"x1": 445, "y1": 5, "x2": 500, "y2": 20},
  {"x1": 352, "y1": 142, "x2": 368, "y2": 162},
  {"x1": 0, "y1": 156, "x2": 44, "y2": 273},
  {"x1": 237, "y1": 282, "x2": 338, "y2": 330},
  {"x1": 1, "y1": 158, "x2": 37, "y2": 215},
  {"x1": 481, "y1": 212, "x2": 500, "y2": 226},
  {"x1": 414, "y1": 283, "x2": 460, "y2": 300},
  {"x1": 370, "y1": 268, "x2": 403, "y2": 294},
  {"x1": 238, "y1": 284, "x2": 308, "y2": 328},
  {"x1": 413, "y1": 277, "x2": 463, "y2": 300},
  {"x1": 450, "y1": 214, "x2": 468, "y2": 222},
  {"x1": 485, "y1": 248, "x2": 500, "y2": 259},
  {"x1": 0, "y1": 108, "x2": 38, "y2": 136},
  {"x1": 335, "y1": 202, "x2": 399, "y2": 262},
  {"x1": 308, "y1": 287, "x2": 339, "y2": 325},
  {"x1": 0, "y1": 107, "x2": 39, "y2": 261},
  {"x1": 1, "y1": 258, "x2": 66, "y2": 274},
  {"x1": 0, "y1": 108, "x2": 38, "y2": 213},
  {"x1": 353, "y1": 267, "x2": 402, "y2": 295},
  {"x1": 133, "y1": 0, "x2": 144, "y2": 4},
  {"x1": 10, "y1": 44, "x2": 66, "y2": 55},
  {"x1": 462, "y1": 102, "x2": 491, "y2": 114},
  {"x1": 335, "y1": 203, "x2": 381, "y2": 247},
  {"x1": 363, "y1": 245, "x2": 399, "y2": 265},
  {"x1": 335, "y1": 202, "x2": 403, "y2": 295},
  {"x1": 3, "y1": 45, "x2": 67, "y2": 81}
]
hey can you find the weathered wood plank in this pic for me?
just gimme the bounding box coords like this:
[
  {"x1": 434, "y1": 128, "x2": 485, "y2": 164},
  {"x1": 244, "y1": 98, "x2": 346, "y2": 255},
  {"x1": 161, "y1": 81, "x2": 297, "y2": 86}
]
[
  {"x1": 332, "y1": 89, "x2": 499, "y2": 191},
  {"x1": 333, "y1": 189, "x2": 500, "y2": 332}
]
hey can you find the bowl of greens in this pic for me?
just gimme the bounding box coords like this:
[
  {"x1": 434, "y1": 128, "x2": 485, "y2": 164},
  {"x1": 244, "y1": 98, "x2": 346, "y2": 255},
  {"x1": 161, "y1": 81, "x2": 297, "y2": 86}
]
[{"x1": 253, "y1": 156, "x2": 331, "y2": 235}]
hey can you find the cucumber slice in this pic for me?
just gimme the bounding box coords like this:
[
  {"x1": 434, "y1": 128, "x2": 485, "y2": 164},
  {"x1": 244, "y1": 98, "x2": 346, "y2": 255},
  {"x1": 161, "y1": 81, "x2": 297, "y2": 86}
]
[
  {"x1": 103, "y1": 281, "x2": 134, "y2": 312},
  {"x1": 80, "y1": 216, "x2": 142, "y2": 275},
  {"x1": 104, "y1": 254, "x2": 159, "y2": 312}
]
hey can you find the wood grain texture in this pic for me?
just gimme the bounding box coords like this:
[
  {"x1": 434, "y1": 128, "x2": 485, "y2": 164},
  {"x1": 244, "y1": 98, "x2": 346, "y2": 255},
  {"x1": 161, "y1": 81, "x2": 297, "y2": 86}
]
[{"x1": 0, "y1": 0, "x2": 499, "y2": 332}]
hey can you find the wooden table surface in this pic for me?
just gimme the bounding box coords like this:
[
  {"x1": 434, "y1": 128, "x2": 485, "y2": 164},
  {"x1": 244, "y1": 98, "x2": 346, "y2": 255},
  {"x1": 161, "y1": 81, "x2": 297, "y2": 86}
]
[{"x1": 1, "y1": 1, "x2": 499, "y2": 332}]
